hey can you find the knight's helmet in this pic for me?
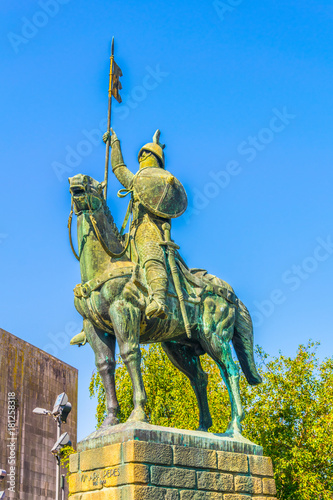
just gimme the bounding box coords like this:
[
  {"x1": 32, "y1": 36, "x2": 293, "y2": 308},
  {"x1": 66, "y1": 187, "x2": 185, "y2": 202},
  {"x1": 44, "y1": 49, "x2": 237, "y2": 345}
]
[{"x1": 138, "y1": 129, "x2": 165, "y2": 168}]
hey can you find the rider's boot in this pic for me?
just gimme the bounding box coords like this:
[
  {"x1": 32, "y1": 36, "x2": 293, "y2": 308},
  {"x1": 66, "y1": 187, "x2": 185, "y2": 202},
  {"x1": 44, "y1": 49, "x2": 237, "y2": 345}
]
[{"x1": 144, "y1": 259, "x2": 168, "y2": 319}]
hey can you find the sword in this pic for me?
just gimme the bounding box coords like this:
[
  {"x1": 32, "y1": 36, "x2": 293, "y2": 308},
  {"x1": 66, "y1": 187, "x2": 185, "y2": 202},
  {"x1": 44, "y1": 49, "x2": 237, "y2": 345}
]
[{"x1": 160, "y1": 223, "x2": 192, "y2": 338}]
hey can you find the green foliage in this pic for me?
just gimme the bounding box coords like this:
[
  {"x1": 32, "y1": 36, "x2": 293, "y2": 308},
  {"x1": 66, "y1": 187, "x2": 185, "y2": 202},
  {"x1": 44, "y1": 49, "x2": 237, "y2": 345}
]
[
  {"x1": 241, "y1": 341, "x2": 333, "y2": 499},
  {"x1": 89, "y1": 371, "x2": 107, "y2": 428},
  {"x1": 59, "y1": 444, "x2": 76, "y2": 478},
  {"x1": 89, "y1": 341, "x2": 333, "y2": 499}
]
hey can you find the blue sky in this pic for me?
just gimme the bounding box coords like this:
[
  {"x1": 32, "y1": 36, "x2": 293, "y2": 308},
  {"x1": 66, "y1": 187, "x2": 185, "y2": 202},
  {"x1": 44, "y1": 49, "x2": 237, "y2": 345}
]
[{"x1": 1, "y1": 0, "x2": 333, "y2": 440}]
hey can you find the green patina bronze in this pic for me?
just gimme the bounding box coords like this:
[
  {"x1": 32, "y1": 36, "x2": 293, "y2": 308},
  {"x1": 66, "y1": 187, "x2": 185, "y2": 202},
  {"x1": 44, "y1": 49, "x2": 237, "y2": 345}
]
[{"x1": 68, "y1": 129, "x2": 262, "y2": 438}]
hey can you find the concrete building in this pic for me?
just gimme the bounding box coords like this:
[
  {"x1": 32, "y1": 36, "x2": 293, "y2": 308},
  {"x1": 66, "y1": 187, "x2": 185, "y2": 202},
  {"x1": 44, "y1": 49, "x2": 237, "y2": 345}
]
[{"x1": 0, "y1": 328, "x2": 78, "y2": 499}]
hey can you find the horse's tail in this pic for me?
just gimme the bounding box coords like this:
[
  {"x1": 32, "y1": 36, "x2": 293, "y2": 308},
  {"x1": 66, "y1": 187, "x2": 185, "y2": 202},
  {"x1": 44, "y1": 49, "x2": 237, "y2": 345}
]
[{"x1": 233, "y1": 299, "x2": 262, "y2": 385}]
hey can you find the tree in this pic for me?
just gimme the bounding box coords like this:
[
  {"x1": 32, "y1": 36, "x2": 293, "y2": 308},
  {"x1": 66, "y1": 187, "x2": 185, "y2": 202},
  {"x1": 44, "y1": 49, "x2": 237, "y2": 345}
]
[
  {"x1": 241, "y1": 342, "x2": 333, "y2": 499},
  {"x1": 90, "y1": 341, "x2": 333, "y2": 499}
]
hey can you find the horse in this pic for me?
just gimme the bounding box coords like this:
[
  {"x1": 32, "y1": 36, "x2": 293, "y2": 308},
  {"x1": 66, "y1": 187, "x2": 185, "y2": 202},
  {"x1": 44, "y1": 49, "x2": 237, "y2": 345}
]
[{"x1": 68, "y1": 173, "x2": 262, "y2": 437}]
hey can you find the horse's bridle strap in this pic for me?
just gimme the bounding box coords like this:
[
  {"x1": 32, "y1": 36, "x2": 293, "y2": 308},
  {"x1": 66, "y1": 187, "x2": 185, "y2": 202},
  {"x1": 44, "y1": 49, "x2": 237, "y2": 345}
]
[{"x1": 68, "y1": 200, "x2": 80, "y2": 261}]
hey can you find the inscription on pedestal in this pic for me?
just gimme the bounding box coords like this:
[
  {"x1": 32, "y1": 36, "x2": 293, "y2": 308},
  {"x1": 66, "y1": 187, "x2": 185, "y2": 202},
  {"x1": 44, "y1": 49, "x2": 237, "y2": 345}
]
[{"x1": 81, "y1": 468, "x2": 120, "y2": 488}]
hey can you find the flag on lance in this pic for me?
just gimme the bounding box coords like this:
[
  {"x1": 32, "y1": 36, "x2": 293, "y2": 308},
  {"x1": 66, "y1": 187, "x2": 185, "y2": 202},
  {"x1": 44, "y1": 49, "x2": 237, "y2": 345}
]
[{"x1": 111, "y1": 60, "x2": 122, "y2": 103}]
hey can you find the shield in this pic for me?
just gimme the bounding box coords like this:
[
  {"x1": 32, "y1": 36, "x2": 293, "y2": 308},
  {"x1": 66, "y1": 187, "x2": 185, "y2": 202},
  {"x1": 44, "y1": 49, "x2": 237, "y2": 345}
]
[{"x1": 133, "y1": 167, "x2": 188, "y2": 219}]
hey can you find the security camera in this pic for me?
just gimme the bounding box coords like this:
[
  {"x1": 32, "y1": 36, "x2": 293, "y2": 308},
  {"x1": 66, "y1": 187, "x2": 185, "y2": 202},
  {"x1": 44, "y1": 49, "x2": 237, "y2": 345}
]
[
  {"x1": 60, "y1": 402, "x2": 72, "y2": 423},
  {"x1": 52, "y1": 393, "x2": 68, "y2": 416},
  {"x1": 51, "y1": 432, "x2": 71, "y2": 454},
  {"x1": 0, "y1": 470, "x2": 6, "y2": 480}
]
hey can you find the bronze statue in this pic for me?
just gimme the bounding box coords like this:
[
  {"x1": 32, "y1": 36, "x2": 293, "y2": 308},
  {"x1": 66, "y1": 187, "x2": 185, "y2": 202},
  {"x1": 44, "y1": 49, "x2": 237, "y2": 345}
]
[
  {"x1": 68, "y1": 41, "x2": 261, "y2": 437},
  {"x1": 68, "y1": 130, "x2": 261, "y2": 436}
]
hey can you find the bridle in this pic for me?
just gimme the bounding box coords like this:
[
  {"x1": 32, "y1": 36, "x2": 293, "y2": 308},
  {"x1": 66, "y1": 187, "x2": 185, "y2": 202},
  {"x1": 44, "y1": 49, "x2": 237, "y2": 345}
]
[
  {"x1": 68, "y1": 198, "x2": 80, "y2": 261},
  {"x1": 68, "y1": 187, "x2": 131, "y2": 261}
]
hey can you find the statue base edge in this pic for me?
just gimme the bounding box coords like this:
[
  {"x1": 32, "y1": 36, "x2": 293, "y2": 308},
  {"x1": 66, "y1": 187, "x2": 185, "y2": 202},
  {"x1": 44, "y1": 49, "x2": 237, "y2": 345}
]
[
  {"x1": 69, "y1": 422, "x2": 277, "y2": 499},
  {"x1": 78, "y1": 421, "x2": 263, "y2": 456}
]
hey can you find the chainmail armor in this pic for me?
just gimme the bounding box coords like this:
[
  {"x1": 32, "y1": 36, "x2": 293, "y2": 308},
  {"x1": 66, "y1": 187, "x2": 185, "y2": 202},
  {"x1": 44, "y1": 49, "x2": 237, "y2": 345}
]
[{"x1": 134, "y1": 213, "x2": 166, "y2": 267}]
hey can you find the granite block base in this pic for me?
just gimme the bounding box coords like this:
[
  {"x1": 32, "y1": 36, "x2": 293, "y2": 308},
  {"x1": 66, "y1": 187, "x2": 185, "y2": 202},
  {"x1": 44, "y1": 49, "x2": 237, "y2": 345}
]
[{"x1": 69, "y1": 422, "x2": 277, "y2": 499}]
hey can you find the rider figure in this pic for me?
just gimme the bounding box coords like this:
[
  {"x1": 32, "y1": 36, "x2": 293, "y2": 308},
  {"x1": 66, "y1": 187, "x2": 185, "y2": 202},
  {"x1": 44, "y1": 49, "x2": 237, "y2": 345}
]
[{"x1": 103, "y1": 129, "x2": 180, "y2": 320}]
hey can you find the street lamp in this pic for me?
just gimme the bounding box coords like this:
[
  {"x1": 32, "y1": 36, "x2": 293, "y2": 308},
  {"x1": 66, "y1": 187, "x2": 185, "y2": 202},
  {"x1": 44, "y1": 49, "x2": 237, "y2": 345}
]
[
  {"x1": 51, "y1": 432, "x2": 71, "y2": 455},
  {"x1": 33, "y1": 392, "x2": 72, "y2": 500}
]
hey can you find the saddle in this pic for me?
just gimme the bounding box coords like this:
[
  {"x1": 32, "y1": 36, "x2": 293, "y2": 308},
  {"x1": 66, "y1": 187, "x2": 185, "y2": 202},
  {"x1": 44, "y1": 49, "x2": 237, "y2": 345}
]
[
  {"x1": 70, "y1": 257, "x2": 238, "y2": 346},
  {"x1": 73, "y1": 256, "x2": 238, "y2": 308},
  {"x1": 175, "y1": 260, "x2": 239, "y2": 308}
]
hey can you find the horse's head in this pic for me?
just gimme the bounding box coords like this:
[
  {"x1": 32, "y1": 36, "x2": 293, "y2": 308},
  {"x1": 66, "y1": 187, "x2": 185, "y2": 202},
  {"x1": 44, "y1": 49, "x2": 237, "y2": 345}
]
[
  {"x1": 69, "y1": 174, "x2": 106, "y2": 215},
  {"x1": 68, "y1": 173, "x2": 128, "y2": 263}
]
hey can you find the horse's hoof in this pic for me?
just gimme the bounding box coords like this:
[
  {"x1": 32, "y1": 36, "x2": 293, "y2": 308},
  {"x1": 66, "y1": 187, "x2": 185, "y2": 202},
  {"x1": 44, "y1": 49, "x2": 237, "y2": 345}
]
[
  {"x1": 224, "y1": 421, "x2": 243, "y2": 438},
  {"x1": 223, "y1": 428, "x2": 242, "y2": 438},
  {"x1": 100, "y1": 415, "x2": 120, "y2": 428},
  {"x1": 127, "y1": 408, "x2": 148, "y2": 423},
  {"x1": 197, "y1": 419, "x2": 212, "y2": 432},
  {"x1": 222, "y1": 416, "x2": 243, "y2": 438}
]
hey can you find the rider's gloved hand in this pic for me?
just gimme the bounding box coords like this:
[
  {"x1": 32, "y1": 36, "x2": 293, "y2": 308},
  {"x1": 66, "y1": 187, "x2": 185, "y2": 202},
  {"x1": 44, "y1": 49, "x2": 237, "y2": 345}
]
[{"x1": 103, "y1": 128, "x2": 118, "y2": 145}]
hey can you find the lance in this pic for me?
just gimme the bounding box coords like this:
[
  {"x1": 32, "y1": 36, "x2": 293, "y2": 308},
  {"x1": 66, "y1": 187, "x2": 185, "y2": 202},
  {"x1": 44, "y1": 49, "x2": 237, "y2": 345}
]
[
  {"x1": 103, "y1": 38, "x2": 114, "y2": 200},
  {"x1": 104, "y1": 38, "x2": 122, "y2": 199}
]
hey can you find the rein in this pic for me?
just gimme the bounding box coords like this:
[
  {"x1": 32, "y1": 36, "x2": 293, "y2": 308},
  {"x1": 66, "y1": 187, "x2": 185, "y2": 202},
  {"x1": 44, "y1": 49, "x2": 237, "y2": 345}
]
[
  {"x1": 68, "y1": 200, "x2": 80, "y2": 261},
  {"x1": 87, "y1": 193, "x2": 132, "y2": 259},
  {"x1": 68, "y1": 190, "x2": 132, "y2": 261}
]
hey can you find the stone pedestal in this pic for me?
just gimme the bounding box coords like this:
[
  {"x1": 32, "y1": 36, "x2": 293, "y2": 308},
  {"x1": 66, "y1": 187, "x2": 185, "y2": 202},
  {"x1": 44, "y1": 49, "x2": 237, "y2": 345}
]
[{"x1": 69, "y1": 422, "x2": 277, "y2": 499}]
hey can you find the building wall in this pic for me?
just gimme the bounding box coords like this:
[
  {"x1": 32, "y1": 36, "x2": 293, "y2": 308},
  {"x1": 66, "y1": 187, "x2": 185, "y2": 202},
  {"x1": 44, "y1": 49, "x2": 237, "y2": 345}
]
[{"x1": 0, "y1": 328, "x2": 78, "y2": 500}]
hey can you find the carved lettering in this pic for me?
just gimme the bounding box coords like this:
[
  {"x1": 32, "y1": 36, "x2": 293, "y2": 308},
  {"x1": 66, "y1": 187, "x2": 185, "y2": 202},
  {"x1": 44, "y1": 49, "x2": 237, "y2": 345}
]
[{"x1": 80, "y1": 468, "x2": 120, "y2": 484}]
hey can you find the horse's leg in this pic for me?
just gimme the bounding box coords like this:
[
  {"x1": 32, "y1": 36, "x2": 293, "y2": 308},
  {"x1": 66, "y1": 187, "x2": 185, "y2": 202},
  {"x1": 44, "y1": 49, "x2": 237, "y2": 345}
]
[
  {"x1": 201, "y1": 335, "x2": 244, "y2": 436},
  {"x1": 84, "y1": 319, "x2": 119, "y2": 427},
  {"x1": 162, "y1": 341, "x2": 212, "y2": 431},
  {"x1": 109, "y1": 300, "x2": 148, "y2": 423},
  {"x1": 200, "y1": 301, "x2": 245, "y2": 436}
]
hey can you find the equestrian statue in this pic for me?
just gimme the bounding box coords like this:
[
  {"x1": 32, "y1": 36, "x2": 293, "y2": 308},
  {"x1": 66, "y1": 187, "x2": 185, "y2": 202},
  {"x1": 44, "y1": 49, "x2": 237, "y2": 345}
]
[{"x1": 68, "y1": 40, "x2": 262, "y2": 437}]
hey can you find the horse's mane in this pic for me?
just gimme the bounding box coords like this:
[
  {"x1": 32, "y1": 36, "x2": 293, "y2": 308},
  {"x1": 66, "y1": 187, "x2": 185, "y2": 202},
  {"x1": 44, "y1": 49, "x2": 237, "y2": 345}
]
[{"x1": 102, "y1": 199, "x2": 123, "y2": 245}]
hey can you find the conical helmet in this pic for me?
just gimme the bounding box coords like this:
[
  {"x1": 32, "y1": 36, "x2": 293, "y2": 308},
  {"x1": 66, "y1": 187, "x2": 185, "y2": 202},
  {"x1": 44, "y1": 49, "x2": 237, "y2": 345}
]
[{"x1": 138, "y1": 129, "x2": 165, "y2": 168}]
